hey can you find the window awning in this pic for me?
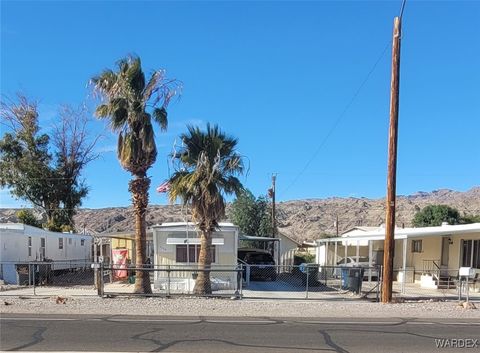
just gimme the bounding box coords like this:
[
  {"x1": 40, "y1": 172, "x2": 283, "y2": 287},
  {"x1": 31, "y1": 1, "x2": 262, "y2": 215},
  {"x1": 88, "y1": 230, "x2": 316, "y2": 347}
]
[{"x1": 166, "y1": 238, "x2": 225, "y2": 245}]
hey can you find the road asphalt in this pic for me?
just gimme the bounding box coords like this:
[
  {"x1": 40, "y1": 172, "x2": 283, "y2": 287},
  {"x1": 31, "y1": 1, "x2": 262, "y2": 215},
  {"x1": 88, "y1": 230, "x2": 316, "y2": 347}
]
[{"x1": 1, "y1": 313, "x2": 479, "y2": 353}]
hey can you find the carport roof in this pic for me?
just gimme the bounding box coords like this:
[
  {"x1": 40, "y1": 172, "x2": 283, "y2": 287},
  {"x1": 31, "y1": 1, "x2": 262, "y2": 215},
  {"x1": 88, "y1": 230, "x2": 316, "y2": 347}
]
[
  {"x1": 316, "y1": 222, "x2": 480, "y2": 243},
  {"x1": 239, "y1": 234, "x2": 280, "y2": 242}
]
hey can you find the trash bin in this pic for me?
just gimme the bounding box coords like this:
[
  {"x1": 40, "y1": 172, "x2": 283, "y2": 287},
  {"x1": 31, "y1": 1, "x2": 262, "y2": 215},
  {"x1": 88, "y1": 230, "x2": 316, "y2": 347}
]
[
  {"x1": 300, "y1": 264, "x2": 320, "y2": 286},
  {"x1": 341, "y1": 267, "x2": 349, "y2": 289},
  {"x1": 347, "y1": 267, "x2": 364, "y2": 294}
]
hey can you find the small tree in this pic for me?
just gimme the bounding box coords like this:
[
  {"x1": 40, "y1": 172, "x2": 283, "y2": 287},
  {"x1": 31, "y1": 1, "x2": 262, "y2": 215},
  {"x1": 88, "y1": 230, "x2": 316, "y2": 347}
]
[
  {"x1": 16, "y1": 209, "x2": 41, "y2": 228},
  {"x1": 412, "y1": 205, "x2": 461, "y2": 227},
  {"x1": 460, "y1": 214, "x2": 480, "y2": 224},
  {"x1": 230, "y1": 189, "x2": 273, "y2": 237},
  {"x1": 0, "y1": 94, "x2": 98, "y2": 231}
]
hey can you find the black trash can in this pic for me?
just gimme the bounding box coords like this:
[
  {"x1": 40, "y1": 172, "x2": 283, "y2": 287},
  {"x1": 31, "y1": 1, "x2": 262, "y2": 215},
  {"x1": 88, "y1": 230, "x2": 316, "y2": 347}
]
[{"x1": 347, "y1": 267, "x2": 364, "y2": 294}]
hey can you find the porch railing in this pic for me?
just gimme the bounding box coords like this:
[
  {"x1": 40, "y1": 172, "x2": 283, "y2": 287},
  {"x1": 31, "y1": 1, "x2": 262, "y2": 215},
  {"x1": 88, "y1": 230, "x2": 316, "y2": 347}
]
[{"x1": 422, "y1": 259, "x2": 441, "y2": 280}]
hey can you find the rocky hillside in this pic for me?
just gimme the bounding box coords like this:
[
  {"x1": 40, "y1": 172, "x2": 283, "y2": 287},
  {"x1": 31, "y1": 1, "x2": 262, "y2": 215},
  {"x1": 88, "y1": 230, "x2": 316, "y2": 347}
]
[{"x1": 1, "y1": 187, "x2": 479, "y2": 243}]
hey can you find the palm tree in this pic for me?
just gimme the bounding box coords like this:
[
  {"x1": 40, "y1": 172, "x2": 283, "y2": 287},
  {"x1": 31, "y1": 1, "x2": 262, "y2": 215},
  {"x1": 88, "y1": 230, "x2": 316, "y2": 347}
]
[
  {"x1": 168, "y1": 124, "x2": 244, "y2": 294},
  {"x1": 91, "y1": 56, "x2": 179, "y2": 294}
]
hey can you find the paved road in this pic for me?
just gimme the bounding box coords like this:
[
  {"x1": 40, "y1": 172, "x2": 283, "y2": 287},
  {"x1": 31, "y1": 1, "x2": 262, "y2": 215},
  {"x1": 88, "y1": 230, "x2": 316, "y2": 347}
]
[{"x1": 1, "y1": 314, "x2": 479, "y2": 352}]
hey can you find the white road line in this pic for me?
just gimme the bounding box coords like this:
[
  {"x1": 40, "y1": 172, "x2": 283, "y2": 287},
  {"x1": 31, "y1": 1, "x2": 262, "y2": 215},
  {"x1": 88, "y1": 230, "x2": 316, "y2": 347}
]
[
  {"x1": 206, "y1": 320, "x2": 278, "y2": 324},
  {"x1": 2, "y1": 317, "x2": 478, "y2": 326},
  {"x1": 435, "y1": 322, "x2": 480, "y2": 326},
  {"x1": 109, "y1": 318, "x2": 200, "y2": 323},
  {"x1": 0, "y1": 317, "x2": 76, "y2": 321},
  {"x1": 298, "y1": 321, "x2": 401, "y2": 325}
]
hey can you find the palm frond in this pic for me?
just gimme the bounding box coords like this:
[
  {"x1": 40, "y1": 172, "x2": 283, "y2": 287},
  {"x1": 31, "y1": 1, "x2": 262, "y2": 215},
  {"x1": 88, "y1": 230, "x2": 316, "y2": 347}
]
[
  {"x1": 168, "y1": 124, "x2": 244, "y2": 230},
  {"x1": 152, "y1": 107, "x2": 168, "y2": 131},
  {"x1": 94, "y1": 104, "x2": 110, "y2": 118},
  {"x1": 91, "y1": 70, "x2": 118, "y2": 97},
  {"x1": 92, "y1": 55, "x2": 176, "y2": 176}
]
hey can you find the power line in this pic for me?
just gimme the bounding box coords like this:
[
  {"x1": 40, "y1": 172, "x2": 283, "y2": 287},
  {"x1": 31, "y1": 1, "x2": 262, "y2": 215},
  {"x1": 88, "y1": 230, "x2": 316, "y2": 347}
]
[
  {"x1": 399, "y1": 0, "x2": 407, "y2": 20},
  {"x1": 281, "y1": 41, "x2": 391, "y2": 196}
]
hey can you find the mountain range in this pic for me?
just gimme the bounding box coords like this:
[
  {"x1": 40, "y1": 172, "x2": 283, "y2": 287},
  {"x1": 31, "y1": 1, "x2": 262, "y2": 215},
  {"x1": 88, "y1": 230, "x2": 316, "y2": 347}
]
[{"x1": 1, "y1": 187, "x2": 479, "y2": 243}]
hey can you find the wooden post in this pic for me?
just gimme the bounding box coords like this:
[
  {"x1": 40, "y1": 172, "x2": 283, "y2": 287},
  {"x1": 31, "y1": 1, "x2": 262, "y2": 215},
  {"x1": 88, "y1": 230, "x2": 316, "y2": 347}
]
[
  {"x1": 335, "y1": 214, "x2": 339, "y2": 237},
  {"x1": 382, "y1": 16, "x2": 402, "y2": 303}
]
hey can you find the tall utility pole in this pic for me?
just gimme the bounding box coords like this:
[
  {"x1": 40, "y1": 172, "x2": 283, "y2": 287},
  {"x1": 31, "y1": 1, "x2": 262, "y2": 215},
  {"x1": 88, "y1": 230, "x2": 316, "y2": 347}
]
[
  {"x1": 382, "y1": 14, "x2": 403, "y2": 303},
  {"x1": 335, "y1": 214, "x2": 339, "y2": 237},
  {"x1": 270, "y1": 174, "x2": 277, "y2": 238}
]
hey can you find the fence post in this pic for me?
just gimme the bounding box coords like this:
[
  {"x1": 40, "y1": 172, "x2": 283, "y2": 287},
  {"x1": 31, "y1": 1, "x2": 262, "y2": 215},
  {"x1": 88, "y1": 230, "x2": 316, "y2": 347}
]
[
  {"x1": 101, "y1": 262, "x2": 105, "y2": 297},
  {"x1": 458, "y1": 277, "x2": 462, "y2": 302},
  {"x1": 465, "y1": 277, "x2": 470, "y2": 303},
  {"x1": 97, "y1": 262, "x2": 103, "y2": 297},
  {"x1": 167, "y1": 265, "x2": 171, "y2": 297},
  {"x1": 376, "y1": 266, "x2": 382, "y2": 302},
  {"x1": 324, "y1": 266, "x2": 328, "y2": 287},
  {"x1": 246, "y1": 265, "x2": 250, "y2": 287},
  {"x1": 305, "y1": 265, "x2": 309, "y2": 299},
  {"x1": 239, "y1": 266, "x2": 243, "y2": 299},
  {"x1": 32, "y1": 263, "x2": 36, "y2": 296},
  {"x1": 235, "y1": 265, "x2": 241, "y2": 299}
]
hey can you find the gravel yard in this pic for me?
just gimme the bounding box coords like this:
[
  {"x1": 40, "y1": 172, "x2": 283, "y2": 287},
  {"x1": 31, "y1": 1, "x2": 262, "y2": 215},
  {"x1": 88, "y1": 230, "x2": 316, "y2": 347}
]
[{"x1": 1, "y1": 296, "x2": 479, "y2": 319}]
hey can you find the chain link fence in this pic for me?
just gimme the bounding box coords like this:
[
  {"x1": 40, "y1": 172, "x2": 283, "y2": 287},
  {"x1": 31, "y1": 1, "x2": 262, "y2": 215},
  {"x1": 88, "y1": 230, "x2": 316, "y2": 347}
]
[
  {"x1": 391, "y1": 268, "x2": 480, "y2": 301},
  {"x1": 100, "y1": 264, "x2": 243, "y2": 297},
  {"x1": 0, "y1": 260, "x2": 95, "y2": 296},
  {"x1": 2, "y1": 260, "x2": 478, "y2": 301},
  {"x1": 240, "y1": 264, "x2": 381, "y2": 300}
]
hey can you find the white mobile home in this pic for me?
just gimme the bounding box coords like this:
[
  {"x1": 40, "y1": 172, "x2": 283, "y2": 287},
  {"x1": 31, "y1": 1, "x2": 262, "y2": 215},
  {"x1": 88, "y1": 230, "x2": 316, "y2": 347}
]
[
  {"x1": 152, "y1": 222, "x2": 239, "y2": 267},
  {"x1": 0, "y1": 223, "x2": 92, "y2": 284},
  {"x1": 151, "y1": 222, "x2": 239, "y2": 292},
  {"x1": 315, "y1": 223, "x2": 480, "y2": 291}
]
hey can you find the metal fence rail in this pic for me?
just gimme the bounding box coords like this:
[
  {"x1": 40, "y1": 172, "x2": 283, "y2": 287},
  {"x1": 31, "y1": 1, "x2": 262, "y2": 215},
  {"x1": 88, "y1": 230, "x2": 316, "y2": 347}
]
[
  {"x1": 240, "y1": 264, "x2": 381, "y2": 300},
  {"x1": 0, "y1": 260, "x2": 95, "y2": 296},
  {"x1": 2, "y1": 260, "x2": 478, "y2": 301},
  {"x1": 391, "y1": 267, "x2": 480, "y2": 300},
  {"x1": 100, "y1": 264, "x2": 243, "y2": 298}
]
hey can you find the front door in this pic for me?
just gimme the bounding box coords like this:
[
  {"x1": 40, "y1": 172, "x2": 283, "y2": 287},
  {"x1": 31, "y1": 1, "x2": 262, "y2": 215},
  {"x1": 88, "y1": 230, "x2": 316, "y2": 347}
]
[{"x1": 441, "y1": 237, "x2": 450, "y2": 267}]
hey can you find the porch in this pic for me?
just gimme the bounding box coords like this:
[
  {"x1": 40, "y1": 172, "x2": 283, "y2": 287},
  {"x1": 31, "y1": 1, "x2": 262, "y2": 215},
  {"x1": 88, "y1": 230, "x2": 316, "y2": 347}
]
[{"x1": 315, "y1": 223, "x2": 480, "y2": 294}]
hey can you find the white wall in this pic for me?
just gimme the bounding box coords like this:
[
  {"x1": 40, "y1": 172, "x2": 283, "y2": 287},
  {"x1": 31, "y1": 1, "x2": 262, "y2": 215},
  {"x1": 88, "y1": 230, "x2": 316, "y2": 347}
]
[
  {"x1": 0, "y1": 224, "x2": 92, "y2": 263},
  {"x1": 153, "y1": 228, "x2": 237, "y2": 267}
]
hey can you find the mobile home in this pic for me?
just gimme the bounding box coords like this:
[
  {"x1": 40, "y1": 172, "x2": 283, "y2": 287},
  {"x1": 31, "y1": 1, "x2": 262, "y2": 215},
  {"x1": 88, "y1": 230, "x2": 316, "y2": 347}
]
[
  {"x1": 0, "y1": 223, "x2": 92, "y2": 284},
  {"x1": 151, "y1": 222, "x2": 239, "y2": 292}
]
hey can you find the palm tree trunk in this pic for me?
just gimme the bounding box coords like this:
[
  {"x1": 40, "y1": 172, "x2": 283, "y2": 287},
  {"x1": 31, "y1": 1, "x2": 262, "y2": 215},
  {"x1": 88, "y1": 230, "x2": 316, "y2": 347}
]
[
  {"x1": 193, "y1": 229, "x2": 212, "y2": 295},
  {"x1": 129, "y1": 176, "x2": 152, "y2": 294}
]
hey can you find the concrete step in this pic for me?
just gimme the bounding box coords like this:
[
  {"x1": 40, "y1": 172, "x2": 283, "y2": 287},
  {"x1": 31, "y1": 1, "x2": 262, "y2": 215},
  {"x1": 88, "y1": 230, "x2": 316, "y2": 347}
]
[{"x1": 436, "y1": 277, "x2": 456, "y2": 289}]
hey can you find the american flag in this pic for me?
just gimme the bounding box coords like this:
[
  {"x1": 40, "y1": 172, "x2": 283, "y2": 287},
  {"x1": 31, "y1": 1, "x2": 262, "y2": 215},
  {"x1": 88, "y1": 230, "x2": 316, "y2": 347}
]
[{"x1": 156, "y1": 181, "x2": 170, "y2": 193}]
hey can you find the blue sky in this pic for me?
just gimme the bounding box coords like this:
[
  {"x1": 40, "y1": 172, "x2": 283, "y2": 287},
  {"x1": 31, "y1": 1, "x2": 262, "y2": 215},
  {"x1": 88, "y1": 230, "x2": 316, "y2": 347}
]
[{"x1": 1, "y1": 0, "x2": 479, "y2": 209}]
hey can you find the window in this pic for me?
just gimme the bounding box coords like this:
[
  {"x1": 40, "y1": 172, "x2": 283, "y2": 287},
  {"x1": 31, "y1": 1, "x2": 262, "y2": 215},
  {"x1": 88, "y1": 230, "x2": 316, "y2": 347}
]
[
  {"x1": 175, "y1": 245, "x2": 216, "y2": 263},
  {"x1": 412, "y1": 240, "x2": 422, "y2": 253},
  {"x1": 40, "y1": 238, "x2": 46, "y2": 260},
  {"x1": 28, "y1": 236, "x2": 32, "y2": 257},
  {"x1": 462, "y1": 240, "x2": 480, "y2": 268},
  {"x1": 58, "y1": 238, "x2": 64, "y2": 250},
  {"x1": 81, "y1": 239, "x2": 85, "y2": 246},
  {"x1": 68, "y1": 238, "x2": 72, "y2": 245}
]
